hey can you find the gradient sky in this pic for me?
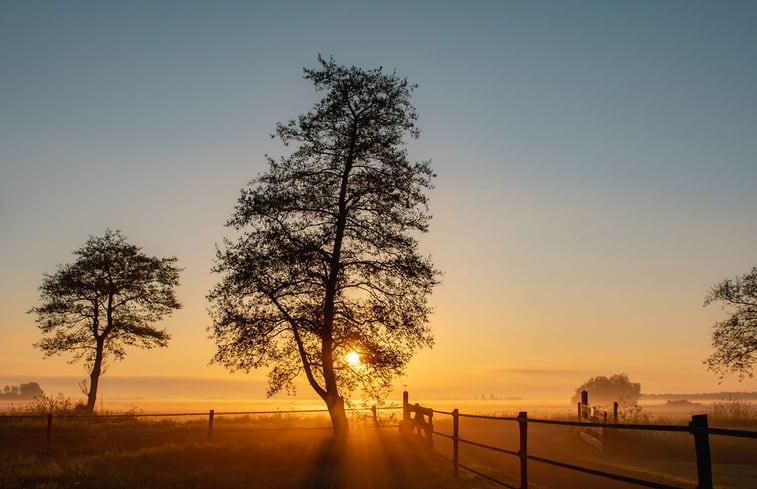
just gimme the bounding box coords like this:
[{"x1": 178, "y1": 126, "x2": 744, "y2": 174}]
[{"x1": 2, "y1": 1, "x2": 756, "y2": 402}]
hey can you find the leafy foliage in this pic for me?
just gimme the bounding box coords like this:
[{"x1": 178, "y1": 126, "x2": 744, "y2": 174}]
[
  {"x1": 571, "y1": 373, "x2": 641, "y2": 406},
  {"x1": 209, "y1": 56, "x2": 438, "y2": 414},
  {"x1": 29, "y1": 229, "x2": 181, "y2": 411},
  {"x1": 704, "y1": 267, "x2": 757, "y2": 380}
]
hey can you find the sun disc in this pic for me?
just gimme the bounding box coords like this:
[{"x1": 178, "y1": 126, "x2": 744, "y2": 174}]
[{"x1": 346, "y1": 351, "x2": 360, "y2": 366}]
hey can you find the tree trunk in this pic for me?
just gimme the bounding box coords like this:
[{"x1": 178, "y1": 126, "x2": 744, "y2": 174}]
[
  {"x1": 86, "y1": 343, "x2": 104, "y2": 413},
  {"x1": 325, "y1": 393, "x2": 348, "y2": 443},
  {"x1": 319, "y1": 133, "x2": 355, "y2": 444}
]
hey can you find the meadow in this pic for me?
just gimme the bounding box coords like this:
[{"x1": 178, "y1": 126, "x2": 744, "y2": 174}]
[
  {"x1": 0, "y1": 411, "x2": 480, "y2": 489},
  {"x1": 2, "y1": 397, "x2": 755, "y2": 489}
]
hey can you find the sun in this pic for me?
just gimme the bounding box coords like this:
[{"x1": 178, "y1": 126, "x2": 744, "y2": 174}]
[{"x1": 346, "y1": 351, "x2": 360, "y2": 366}]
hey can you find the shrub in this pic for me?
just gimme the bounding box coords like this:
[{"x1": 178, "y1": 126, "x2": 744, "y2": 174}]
[
  {"x1": 708, "y1": 396, "x2": 757, "y2": 427},
  {"x1": 8, "y1": 394, "x2": 88, "y2": 415}
]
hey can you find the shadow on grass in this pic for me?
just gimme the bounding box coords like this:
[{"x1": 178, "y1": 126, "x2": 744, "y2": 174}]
[
  {"x1": 304, "y1": 436, "x2": 346, "y2": 489},
  {"x1": 0, "y1": 423, "x2": 470, "y2": 489},
  {"x1": 303, "y1": 429, "x2": 470, "y2": 489}
]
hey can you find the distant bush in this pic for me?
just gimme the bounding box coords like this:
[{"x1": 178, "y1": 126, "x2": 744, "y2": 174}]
[
  {"x1": 571, "y1": 373, "x2": 641, "y2": 406},
  {"x1": 0, "y1": 382, "x2": 44, "y2": 400}
]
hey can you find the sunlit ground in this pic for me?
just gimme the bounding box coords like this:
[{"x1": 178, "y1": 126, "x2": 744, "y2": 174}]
[{"x1": 0, "y1": 416, "x2": 477, "y2": 489}]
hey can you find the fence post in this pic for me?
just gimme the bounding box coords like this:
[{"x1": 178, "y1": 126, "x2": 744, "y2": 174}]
[
  {"x1": 581, "y1": 390, "x2": 588, "y2": 420},
  {"x1": 452, "y1": 408, "x2": 459, "y2": 478},
  {"x1": 427, "y1": 408, "x2": 434, "y2": 447},
  {"x1": 208, "y1": 409, "x2": 215, "y2": 441},
  {"x1": 46, "y1": 413, "x2": 53, "y2": 451},
  {"x1": 403, "y1": 391, "x2": 410, "y2": 423},
  {"x1": 689, "y1": 414, "x2": 713, "y2": 489},
  {"x1": 414, "y1": 403, "x2": 422, "y2": 437},
  {"x1": 518, "y1": 411, "x2": 528, "y2": 489},
  {"x1": 371, "y1": 405, "x2": 377, "y2": 425}
]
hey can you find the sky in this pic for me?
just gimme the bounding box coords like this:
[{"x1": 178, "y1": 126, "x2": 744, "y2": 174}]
[{"x1": 2, "y1": 1, "x2": 756, "y2": 403}]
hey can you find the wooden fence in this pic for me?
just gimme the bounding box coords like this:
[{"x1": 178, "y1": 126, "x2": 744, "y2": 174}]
[
  {"x1": 577, "y1": 389, "x2": 618, "y2": 450},
  {"x1": 0, "y1": 405, "x2": 394, "y2": 450},
  {"x1": 399, "y1": 391, "x2": 434, "y2": 446},
  {"x1": 400, "y1": 391, "x2": 757, "y2": 489}
]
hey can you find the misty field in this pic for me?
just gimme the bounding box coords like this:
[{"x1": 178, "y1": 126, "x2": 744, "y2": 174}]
[
  {"x1": 0, "y1": 413, "x2": 480, "y2": 489},
  {"x1": 2, "y1": 402, "x2": 756, "y2": 489}
]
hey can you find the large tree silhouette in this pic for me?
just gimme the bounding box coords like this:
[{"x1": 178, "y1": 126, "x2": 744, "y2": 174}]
[
  {"x1": 209, "y1": 56, "x2": 438, "y2": 438},
  {"x1": 30, "y1": 230, "x2": 181, "y2": 412},
  {"x1": 704, "y1": 267, "x2": 757, "y2": 380}
]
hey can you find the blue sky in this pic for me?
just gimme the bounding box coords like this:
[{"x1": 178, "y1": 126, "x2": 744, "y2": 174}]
[{"x1": 1, "y1": 1, "x2": 756, "y2": 400}]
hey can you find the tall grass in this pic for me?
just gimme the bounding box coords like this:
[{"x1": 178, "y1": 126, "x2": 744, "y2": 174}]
[{"x1": 708, "y1": 397, "x2": 757, "y2": 428}]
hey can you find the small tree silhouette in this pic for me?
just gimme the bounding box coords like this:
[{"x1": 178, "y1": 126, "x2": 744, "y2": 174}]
[{"x1": 30, "y1": 229, "x2": 181, "y2": 412}]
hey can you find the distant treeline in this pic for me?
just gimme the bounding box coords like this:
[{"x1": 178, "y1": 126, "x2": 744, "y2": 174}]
[
  {"x1": 641, "y1": 392, "x2": 757, "y2": 401},
  {"x1": 0, "y1": 382, "x2": 44, "y2": 400}
]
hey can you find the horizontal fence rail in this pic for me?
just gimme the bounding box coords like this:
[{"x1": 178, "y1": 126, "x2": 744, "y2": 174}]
[
  {"x1": 525, "y1": 453, "x2": 681, "y2": 489},
  {"x1": 400, "y1": 392, "x2": 757, "y2": 489},
  {"x1": 0, "y1": 406, "x2": 400, "y2": 419},
  {"x1": 526, "y1": 417, "x2": 691, "y2": 432}
]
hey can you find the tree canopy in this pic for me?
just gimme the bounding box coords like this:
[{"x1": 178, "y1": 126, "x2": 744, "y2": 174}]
[
  {"x1": 704, "y1": 266, "x2": 757, "y2": 380},
  {"x1": 571, "y1": 373, "x2": 641, "y2": 406},
  {"x1": 209, "y1": 56, "x2": 438, "y2": 437},
  {"x1": 30, "y1": 229, "x2": 182, "y2": 412}
]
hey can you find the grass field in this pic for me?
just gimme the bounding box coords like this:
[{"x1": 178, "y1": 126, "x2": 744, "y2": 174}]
[
  {"x1": 2, "y1": 400, "x2": 755, "y2": 489},
  {"x1": 0, "y1": 413, "x2": 482, "y2": 489}
]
